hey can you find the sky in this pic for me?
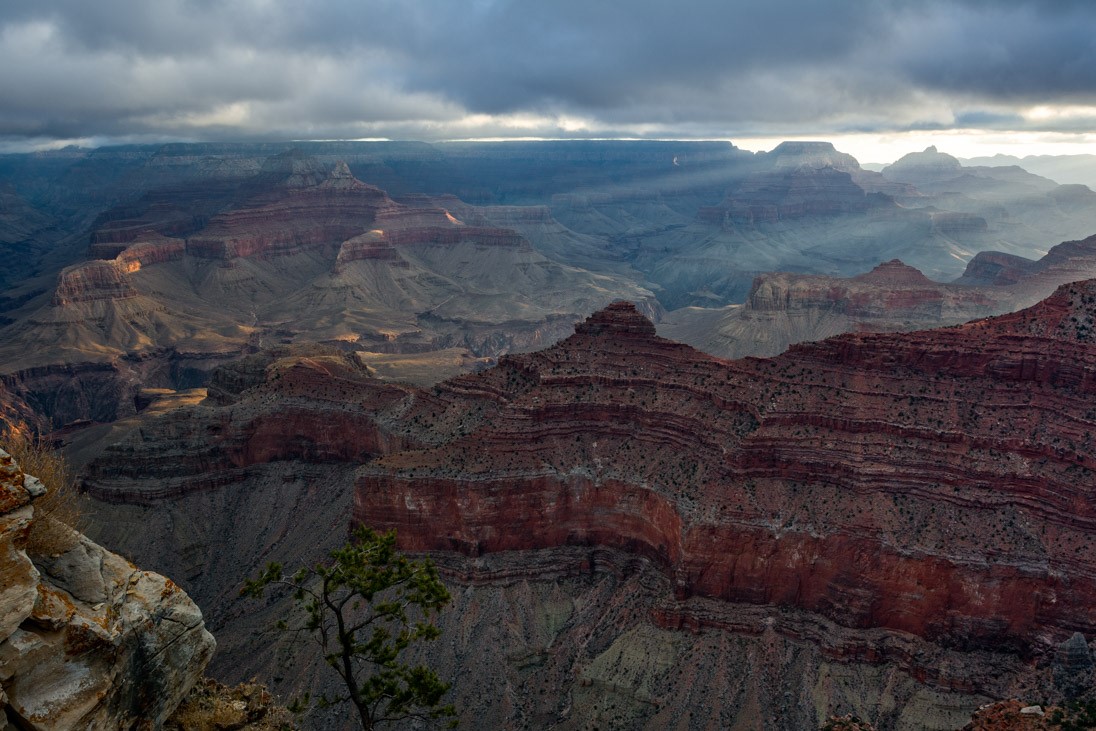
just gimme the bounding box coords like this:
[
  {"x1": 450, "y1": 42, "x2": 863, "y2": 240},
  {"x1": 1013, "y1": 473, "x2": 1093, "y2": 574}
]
[{"x1": 3, "y1": 0, "x2": 1096, "y2": 162}]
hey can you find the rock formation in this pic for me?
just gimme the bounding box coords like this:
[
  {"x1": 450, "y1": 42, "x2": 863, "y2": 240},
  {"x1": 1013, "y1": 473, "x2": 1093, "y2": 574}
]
[
  {"x1": 0, "y1": 447, "x2": 214, "y2": 729},
  {"x1": 630, "y1": 143, "x2": 1096, "y2": 307},
  {"x1": 78, "y1": 283, "x2": 1096, "y2": 728},
  {"x1": 0, "y1": 152, "x2": 654, "y2": 430},
  {"x1": 6, "y1": 141, "x2": 1096, "y2": 435},
  {"x1": 352, "y1": 293, "x2": 1096, "y2": 668},
  {"x1": 881, "y1": 146, "x2": 964, "y2": 187},
  {"x1": 662, "y1": 234, "x2": 1096, "y2": 360},
  {"x1": 660, "y1": 257, "x2": 999, "y2": 359},
  {"x1": 82, "y1": 345, "x2": 421, "y2": 504}
]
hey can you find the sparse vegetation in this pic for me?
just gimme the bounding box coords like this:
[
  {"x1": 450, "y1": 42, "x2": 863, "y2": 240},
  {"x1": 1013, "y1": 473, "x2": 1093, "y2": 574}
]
[
  {"x1": 1050, "y1": 699, "x2": 1096, "y2": 730},
  {"x1": 166, "y1": 678, "x2": 296, "y2": 730},
  {"x1": 821, "y1": 714, "x2": 877, "y2": 731},
  {"x1": 4, "y1": 431, "x2": 83, "y2": 555},
  {"x1": 242, "y1": 527, "x2": 456, "y2": 730}
]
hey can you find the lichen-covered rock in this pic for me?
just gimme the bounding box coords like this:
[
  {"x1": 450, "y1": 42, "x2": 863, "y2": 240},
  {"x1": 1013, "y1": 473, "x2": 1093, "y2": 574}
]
[
  {"x1": 0, "y1": 448, "x2": 215, "y2": 730},
  {"x1": 0, "y1": 450, "x2": 37, "y2": 642}
]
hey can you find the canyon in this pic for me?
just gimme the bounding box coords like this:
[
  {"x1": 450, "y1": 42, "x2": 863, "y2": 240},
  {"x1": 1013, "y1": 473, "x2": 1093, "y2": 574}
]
[
  {"x1": 662, "y1": 233, "x2": 1096, "y2": 359},
  {"x1": 78, "y1": 284, "x2": 1096, "y2": 729},
  {"x1": 4, "y1": 140, "x2": 1096, "y2": 728},
  {"x1": 5, "y1": 140, "x2": 1096, "y2": 439},
  {"x1": 0, "y1": 150, "x2": 655, "y2": 431}
]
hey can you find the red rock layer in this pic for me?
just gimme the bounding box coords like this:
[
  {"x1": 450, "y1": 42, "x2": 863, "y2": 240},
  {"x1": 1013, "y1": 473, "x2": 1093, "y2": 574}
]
[
  {"x1": 963, "y1": 234, "x2": 1096, "y2": 286},
  {"x1": 184, "y1": 184, "x2": 390, "y2": 260},
  {"x1": 745, "y1": 260, "x2": 1001, "y2": 320},
  {"x1": 333, "y1": 224, "x2": 527, "y2": 272},
  {"x1": 169, "y1": 164, "x2": 527, "y2": 261},
  {"x1": 81, "y1": 348, "x2": 423, "y2": 503},
  {"x1": 381, "y1": 225, "x2": 524, "y2": 248},
  {"x1": 353, "y1": 289, "x2": 1096, "y2": 678},
  {"x1": 850, "y1": 259, "x2": 935, "y2": 287},
  {"x1": 333, "y1": 231, "x2": 407, "y2": 271},
  {"x1": 51, "y1": 261, "x2": 137, "y2": 306}
]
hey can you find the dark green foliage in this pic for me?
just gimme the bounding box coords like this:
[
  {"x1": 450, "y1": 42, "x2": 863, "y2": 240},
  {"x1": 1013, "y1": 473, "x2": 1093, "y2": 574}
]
[
  {"x1": 1051, "y1": 699, "x2": 1096, "y2": 730},
  {"x1": 242, "y1": 527, "x2": 456, "y2": 730}
]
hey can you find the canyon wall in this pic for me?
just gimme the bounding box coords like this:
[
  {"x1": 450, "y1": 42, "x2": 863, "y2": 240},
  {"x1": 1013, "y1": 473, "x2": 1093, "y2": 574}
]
[{"x1": 79, "y1": 287, "x2": 1096, "y2": 728}]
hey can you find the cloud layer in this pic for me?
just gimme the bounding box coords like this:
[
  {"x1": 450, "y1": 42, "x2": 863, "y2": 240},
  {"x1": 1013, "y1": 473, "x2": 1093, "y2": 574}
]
[{"x1": 3, "y1": 0, "x2": 1096, "y2": 148}]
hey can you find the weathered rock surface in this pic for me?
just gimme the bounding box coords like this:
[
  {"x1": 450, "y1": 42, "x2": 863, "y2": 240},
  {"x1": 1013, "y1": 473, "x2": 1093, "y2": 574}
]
[
  {"x1": 353, "y1": 294, "x2": 1096, "y2": 695},
  {"x1": 82, "y1": 345, "x2": 420, "y2": 504},
  {"x1": 0, "y1": 152, "x2": 654, "y2": 430},
  {"x1": 662, "y1": 234, "x2": 1096, "y2": 360},
  {"x1": 0, "y1": 448, "x2": 214, "y2": 729},
  {"x1": 79, "y1": 285, "x2": 1096, "y2": 728},
  {"x1": 659, "y1": 258, "x2": 997, "y2": 359},
  {"x1": 51, "y1": 261, "x2": 139, "y2": 306}
]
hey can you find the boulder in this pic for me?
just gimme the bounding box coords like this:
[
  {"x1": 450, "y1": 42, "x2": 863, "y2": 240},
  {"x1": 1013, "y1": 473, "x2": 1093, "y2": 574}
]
[{"x1": 0, "y1": 447, "x2": 215, "y2": 729}]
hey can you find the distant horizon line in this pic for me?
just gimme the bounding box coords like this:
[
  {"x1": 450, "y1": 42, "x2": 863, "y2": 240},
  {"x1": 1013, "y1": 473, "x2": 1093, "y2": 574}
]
[{"x1": 4, "y1": 134, "x2": 1096, "y2": 167}]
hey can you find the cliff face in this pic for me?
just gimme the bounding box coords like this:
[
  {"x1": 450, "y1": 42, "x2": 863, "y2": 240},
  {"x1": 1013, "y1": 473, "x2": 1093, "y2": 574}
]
[
  {"x1": 0, "y1": 448, "x2": 214, "y2": 729},
  {"x1": 51, "y1": 261, "x2": 138, "y2": 306},
  {"x1": 0, "y1": 153, "x2": 655, "y2": 429},
  {"x1": 744, "y1": 259, "x2": 998, "y2": 320},
  {"x1": 184, "y1": 161, "x2": 392, "y2": 260},
  {"x1": 662, "y1": 235, "x2": 1096, "y2": 361},
  {"x1": 355, "y1": 293, "x2": 1096, "y2": 678},
  {"x1": 717, "y1": 166, "x2": 876, "y2": 224},
  {"x1": 77, "y1": 289, "x2": 1096, "y2": 728},
  {"x1": 82, "y1": 346, "x2": 420, "y2": 504}
]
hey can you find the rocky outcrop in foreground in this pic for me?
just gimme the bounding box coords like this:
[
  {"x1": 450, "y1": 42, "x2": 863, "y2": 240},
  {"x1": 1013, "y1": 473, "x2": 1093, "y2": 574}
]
[{"x1": 0, "y1": 448, "x2": 214, "y2": 729}]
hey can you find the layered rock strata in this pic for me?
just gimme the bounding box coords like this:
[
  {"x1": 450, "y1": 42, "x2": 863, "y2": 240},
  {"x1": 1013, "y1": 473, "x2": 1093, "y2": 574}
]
[
  {"x1": 82, "y1": 346, "x2": 420, "y2": 504},
  {"x1": 746, "y1": 259, "x2": 998, "y2": 320},
  {"x1": 79, "y1": 289, "x2": 1096, "y2": 728},
  {"x1": 663, "y1": 234, "x2": 1096, "y2": 360},
  {"x1": 0, "y1": 154, "x2": 653, "y2": 429},
  {"x1": 0, "y1": 448, "x2": 214, "y2": 729},
  {"x1": 353, "y1": 295, "x2": 1096, "y2": 691}
]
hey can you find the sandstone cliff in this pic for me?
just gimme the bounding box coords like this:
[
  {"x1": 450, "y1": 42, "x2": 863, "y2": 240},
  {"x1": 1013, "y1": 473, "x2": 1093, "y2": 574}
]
[
  {"x1": 0, "y1": 448, "x2": 214, "y2": 729},
  {"x1": 352, "y1": 295, "x2": 1096, "y2": 666},
  {"x1": 0, "y1": 153, "x2": 654, "y2": 430},
  {"x1": 662, "y1": 234, "x2": 1096, "y2": 360},
  {"x1": 660, "y1": 258, "x2": 998, "y2": 360},
  {"x1": 78, "y1": 287, "x2": 1096, "y2": 729}
]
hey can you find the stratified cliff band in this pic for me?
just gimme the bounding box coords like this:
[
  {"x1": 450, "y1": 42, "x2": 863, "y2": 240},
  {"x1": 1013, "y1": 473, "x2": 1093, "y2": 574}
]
[{"x1": 82, "y1": 285, "x2": 1096, "y2": 729}]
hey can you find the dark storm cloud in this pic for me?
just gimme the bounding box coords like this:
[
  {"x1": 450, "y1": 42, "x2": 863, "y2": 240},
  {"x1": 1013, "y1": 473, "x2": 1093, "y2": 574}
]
[
  {"x1": 380, "y1": 0, "x2": 888, "y2": 113},
  {"x1": 893, "y1": 2, "x2": 1096, "y2": 99},
  {"x1": 1, "y1": 0, "x2": 1095, "y2": 146}
]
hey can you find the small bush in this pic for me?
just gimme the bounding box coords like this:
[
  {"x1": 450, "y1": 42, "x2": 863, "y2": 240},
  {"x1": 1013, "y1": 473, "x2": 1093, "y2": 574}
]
[
  {"x1": 4, "y1": 433, "x2": 83, "y2": 556},
  {"x1": 166, "y1": 678, "x2": 296, "y2": 730}
]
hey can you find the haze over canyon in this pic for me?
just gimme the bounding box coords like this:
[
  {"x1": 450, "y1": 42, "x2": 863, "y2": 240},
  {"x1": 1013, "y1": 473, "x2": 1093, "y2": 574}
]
[{"x1": 0, "y1": 134, "x2": 1094, "y2": 729}]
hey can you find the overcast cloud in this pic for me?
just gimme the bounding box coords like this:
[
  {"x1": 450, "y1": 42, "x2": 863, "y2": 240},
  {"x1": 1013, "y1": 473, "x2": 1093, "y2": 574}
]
[{"x1": 3, "y1": 0, "x2": 1096, "y2": 151}]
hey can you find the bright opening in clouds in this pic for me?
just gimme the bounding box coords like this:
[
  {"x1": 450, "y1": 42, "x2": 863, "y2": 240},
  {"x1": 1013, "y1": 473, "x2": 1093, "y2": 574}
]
[{"x1": 3, "y1": 0, "x2": 1096, "y2": 160}]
